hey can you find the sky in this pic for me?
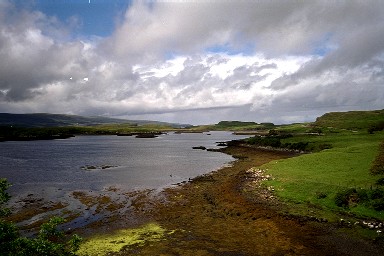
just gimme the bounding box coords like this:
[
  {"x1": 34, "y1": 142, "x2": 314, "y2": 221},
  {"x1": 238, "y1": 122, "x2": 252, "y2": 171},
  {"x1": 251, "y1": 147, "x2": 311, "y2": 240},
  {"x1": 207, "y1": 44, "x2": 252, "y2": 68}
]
[{"x1": 1, "y1": 0, "x2": 384, "y2": 125}]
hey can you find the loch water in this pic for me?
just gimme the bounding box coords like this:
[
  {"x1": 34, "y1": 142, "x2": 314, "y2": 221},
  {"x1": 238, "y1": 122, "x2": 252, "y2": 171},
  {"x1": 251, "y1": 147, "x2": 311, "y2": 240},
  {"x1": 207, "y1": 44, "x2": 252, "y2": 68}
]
[{"x1": 0, "y1": 131, "x2": 249, "y2": 198}]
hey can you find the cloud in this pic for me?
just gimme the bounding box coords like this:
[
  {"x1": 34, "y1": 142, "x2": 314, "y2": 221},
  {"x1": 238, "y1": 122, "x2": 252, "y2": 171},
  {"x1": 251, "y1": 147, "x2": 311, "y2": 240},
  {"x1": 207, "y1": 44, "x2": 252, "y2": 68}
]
[
  {"x1": 0, "y1": 5, "x2": 90, "y2": 101},
  {"x1": 271, "y1": 22, "x2": 384, "y2": 90},
  {"x1": 106, "y1": 1, "x2": 384, "y2": 58},
  {"x1": 1, "y1": 0, "x2": 384, "y2": 124}
]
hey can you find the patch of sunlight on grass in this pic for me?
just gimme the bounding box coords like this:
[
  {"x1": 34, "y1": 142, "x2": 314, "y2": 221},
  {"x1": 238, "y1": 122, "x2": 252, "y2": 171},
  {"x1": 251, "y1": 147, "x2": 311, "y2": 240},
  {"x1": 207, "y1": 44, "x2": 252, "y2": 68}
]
[{"x1": 78, "y1": 223, "x2": 172, "y2": 256}]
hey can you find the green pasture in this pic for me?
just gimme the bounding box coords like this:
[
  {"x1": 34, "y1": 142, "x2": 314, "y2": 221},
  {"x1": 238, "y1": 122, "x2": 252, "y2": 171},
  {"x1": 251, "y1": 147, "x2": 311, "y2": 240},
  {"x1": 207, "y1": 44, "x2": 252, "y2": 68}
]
[{"x1": 261, "y1": 129, "x2": 384, "y2": 221}]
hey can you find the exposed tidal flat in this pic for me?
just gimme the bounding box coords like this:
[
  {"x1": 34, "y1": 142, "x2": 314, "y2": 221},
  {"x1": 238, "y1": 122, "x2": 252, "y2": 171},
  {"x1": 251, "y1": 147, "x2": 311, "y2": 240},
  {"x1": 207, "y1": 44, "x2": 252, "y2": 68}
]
[
  {"x1": 1, "y1": 132, "x2": 248, "y2": 232},
  {"x1": 3, "y1": 124, "x2": 384, "y2": 255}
]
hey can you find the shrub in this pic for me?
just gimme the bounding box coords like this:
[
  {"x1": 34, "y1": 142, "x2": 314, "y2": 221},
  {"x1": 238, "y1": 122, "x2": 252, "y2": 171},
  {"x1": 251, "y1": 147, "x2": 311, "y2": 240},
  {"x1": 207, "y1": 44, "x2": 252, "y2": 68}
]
[
  {"x1": 334, "y1": 188, "x2": 357, "y2": 207},
  {"x1": 368, "y1": 121, "x2": 384, "y2": 134},
  {"x1": 368, "y1": 188, "x2": 384, "y2": 200},
  {"x1": 372, "y1": 199, "x2": 384, "y2": 211},
  {"x1": 318, "y1": 143, "x2": 332, "y2": 150},
  {"x1": 334, "y1": 187, "x2": 384, "y2": 211},
  {"x1": 287, "y1": 142, "x2": 309, "y2": 151},
  {"x1": 246, "y1": 136, "x2": 281, "y2": 148},
  {"x1": 376, "y1": 178, "x2": 384, "y2": 186},
  {"x1": 356, "y1": 189, "x2": 369, "y2": 202},
  {"x1": 368, "y1": 189, "x2": 384, "y2": 211}
]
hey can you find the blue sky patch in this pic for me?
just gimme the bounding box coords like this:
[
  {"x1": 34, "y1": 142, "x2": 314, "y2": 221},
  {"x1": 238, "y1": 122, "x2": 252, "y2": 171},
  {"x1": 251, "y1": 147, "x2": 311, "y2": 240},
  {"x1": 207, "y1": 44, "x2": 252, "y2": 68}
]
[{"x1": 14, "y1": 0, "x2": 132, "y2": 38}]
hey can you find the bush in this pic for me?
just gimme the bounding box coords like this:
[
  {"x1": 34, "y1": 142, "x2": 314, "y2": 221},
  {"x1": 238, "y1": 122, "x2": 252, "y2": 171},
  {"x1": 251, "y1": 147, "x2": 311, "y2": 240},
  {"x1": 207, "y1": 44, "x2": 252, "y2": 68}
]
[
  {"x1": 357, "y1": 189, "x2": 369, "y2": 202},
  {"x1": 334, "y1": 187, "x2": 384, "y2": 211},
  {"x1": 0, "y1": 220, "x2": 20, "y2": 255},
  {"x1": 286, "y1": 142, "x2": 309, "y2": 151},
  {"x1": 365, "y1": 188, "x2": 384, "y2": 211},
  {"x1": 376, "y1": 178, "x2": 384, "y2": 186},
  {"x1": 368, "y1": 188, "x2": 384, "y2": 200},
  {"x1": 334, "y1": 188, "x2": 359, "y2": 208},
  {"x1": 247, "y1": 135, "x2": 310, "y2": 151},
  {"x1": 318, "y1": 143, "x2": 332, "y2": 150},
  {"x1": 247, "y1": 136, "x2": 281, "y2": 148},
  {"x1": 372, "y1": 199, "x2": 384, "y2": 211},
  {"x1": 368, "y1": 121, "x2": 384, "y2": 134}
]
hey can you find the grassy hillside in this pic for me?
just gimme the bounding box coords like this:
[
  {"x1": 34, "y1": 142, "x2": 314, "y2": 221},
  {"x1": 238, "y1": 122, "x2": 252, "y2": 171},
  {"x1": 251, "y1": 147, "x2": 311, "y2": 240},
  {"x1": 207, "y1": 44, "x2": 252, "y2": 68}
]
[
  {"x1": 248, "y1": 110, "x2": 384, "y2": 236},
  {"x1": 314, "y1": 109, "x2": 384, "y2": 130},
  {"x1": 262, "y1": 130, "x2": 384, "y2": 218},
  {"x1": 217, "y1": 109, "x2": 384, "y2": 241}
]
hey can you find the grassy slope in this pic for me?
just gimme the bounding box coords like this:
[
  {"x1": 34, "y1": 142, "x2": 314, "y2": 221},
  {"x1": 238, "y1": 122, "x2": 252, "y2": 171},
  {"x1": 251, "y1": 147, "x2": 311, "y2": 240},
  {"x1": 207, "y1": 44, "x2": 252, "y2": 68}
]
[
  {"x1": 260, "y1": 110, "x2": 384, "y2": 222},
  {"x1": 314, "y1": 109, "x2": 384, "y2": 130},
  {"x1": 263, "y1": 132, "x2": 383, "y2": 219}
]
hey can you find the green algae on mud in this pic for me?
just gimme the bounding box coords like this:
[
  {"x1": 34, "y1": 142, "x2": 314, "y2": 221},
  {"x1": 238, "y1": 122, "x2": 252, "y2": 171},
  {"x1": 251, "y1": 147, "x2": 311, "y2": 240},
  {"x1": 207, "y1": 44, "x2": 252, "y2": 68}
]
[{"x1": 78, "y1": 222, "x2": 173, "y2": 256}]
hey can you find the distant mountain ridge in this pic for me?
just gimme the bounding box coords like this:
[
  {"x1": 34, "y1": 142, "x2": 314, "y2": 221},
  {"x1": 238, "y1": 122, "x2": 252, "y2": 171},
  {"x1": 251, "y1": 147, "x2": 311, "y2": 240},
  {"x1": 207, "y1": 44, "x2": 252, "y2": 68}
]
[{"x1": 0, "y1": 113, "x2": 190, "y2": 128}]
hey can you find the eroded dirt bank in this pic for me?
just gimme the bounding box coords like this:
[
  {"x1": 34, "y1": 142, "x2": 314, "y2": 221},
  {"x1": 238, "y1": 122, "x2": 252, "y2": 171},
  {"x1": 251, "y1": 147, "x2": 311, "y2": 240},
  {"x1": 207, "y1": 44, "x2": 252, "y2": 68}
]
[{"x1": 105, "y1": 145, "x2": 383, "y2": 256}]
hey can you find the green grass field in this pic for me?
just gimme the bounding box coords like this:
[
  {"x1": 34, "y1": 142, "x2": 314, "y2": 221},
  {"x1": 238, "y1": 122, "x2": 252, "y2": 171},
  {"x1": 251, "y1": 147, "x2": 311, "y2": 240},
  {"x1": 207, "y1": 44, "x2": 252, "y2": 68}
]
[{"x1": 261, "y1": 128, "x2": 384, "y2": 221}]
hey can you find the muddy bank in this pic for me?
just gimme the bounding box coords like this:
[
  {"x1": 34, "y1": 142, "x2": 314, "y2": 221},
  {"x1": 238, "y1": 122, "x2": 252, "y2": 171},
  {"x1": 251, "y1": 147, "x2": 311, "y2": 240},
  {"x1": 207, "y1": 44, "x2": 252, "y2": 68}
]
[{"x1": 101, "y1": 145, "x2": 382, "y2": 255}]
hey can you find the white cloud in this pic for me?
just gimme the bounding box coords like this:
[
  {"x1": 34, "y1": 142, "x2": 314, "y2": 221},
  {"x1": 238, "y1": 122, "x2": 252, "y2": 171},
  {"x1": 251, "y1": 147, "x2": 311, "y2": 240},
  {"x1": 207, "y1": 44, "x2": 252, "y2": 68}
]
[{"x1": 1, "y1": 0, "x2": 384, "y2": 124}]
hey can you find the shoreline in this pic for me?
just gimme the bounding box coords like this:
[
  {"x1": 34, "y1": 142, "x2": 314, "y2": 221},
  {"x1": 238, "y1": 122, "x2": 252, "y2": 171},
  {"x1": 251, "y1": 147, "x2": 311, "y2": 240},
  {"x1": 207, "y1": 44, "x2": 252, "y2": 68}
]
[
  {"x1": 78, "y1": 144, "x2": 384, "y2": 255},
  {"x1": 8, "y1": 143, "x2": 384, "y2": 255}
]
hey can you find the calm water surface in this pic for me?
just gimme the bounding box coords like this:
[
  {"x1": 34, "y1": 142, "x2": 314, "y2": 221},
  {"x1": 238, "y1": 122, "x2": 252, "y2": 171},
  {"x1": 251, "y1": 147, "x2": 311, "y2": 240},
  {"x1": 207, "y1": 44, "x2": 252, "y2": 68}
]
[{"x1": 0, "y1": 132, "x2": 248, "y2": 198}]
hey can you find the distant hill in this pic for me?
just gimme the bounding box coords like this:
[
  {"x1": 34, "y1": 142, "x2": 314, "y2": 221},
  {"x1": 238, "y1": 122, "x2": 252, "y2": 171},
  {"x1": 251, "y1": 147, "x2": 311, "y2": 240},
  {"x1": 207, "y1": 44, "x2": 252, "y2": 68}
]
[
  {"x1": 0, "y1": 113, "x2": 190, "y2": 128},
  {"x1": 192, "y1": 121, "x2": 276, "y2": 131},
  {"x1": 314, "y1": 109, "x2": 384, "y2": 130}
]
